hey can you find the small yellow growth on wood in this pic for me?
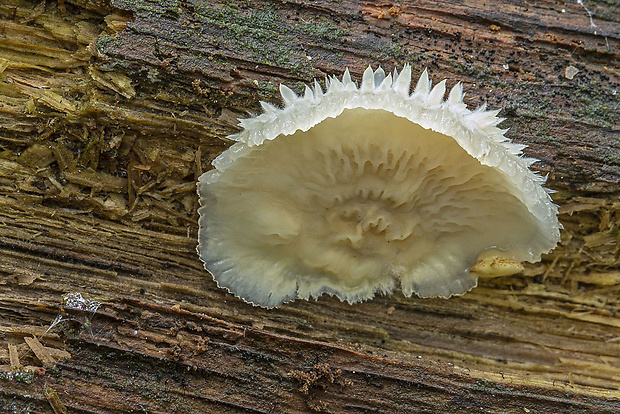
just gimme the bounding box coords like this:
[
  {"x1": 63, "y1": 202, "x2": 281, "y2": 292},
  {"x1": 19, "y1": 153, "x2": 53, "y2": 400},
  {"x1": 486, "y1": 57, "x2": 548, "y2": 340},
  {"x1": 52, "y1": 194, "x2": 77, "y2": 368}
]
[
  {"x1": 45, "y1": 386, "x2": 68, "y2": 414},
  {"x1": 469, "y1": 250, "x2": 524, "y2": 278}
]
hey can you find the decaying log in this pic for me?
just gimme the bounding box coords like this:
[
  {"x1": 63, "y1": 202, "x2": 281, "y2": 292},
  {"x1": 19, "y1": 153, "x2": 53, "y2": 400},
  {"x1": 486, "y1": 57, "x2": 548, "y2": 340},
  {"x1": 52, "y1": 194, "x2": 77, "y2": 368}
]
[{"x1": 0, "y1": 0, "x2": 619, "y2": 412}]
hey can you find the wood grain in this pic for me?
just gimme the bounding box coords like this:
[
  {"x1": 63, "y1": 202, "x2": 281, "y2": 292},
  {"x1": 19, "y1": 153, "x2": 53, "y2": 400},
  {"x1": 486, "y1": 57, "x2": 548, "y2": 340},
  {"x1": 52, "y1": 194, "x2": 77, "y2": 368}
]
[{"x1": 0, "y1": 0, "x2": 618, "y2": 412}]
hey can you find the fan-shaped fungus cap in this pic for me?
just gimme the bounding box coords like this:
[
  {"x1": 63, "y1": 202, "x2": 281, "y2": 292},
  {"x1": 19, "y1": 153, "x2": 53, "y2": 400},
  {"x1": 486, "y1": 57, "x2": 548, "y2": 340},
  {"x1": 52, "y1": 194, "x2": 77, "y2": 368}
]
[{"x1": 197, "y1": 66, "x2": 560, "y2": 308}]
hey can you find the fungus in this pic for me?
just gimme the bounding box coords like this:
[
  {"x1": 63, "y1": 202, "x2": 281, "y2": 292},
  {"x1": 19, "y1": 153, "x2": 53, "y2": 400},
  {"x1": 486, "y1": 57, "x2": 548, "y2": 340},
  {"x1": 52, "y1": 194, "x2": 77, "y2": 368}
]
[{"x1": 197, "y1": 65, "x2": 560, "y2": 308}]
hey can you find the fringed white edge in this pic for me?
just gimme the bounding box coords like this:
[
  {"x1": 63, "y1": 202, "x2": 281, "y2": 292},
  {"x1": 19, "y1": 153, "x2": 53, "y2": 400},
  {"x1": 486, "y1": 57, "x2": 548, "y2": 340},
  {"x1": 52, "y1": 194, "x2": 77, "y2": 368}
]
[{"x1": 206, "y1": 65, "x2": 561, "y2": 260}]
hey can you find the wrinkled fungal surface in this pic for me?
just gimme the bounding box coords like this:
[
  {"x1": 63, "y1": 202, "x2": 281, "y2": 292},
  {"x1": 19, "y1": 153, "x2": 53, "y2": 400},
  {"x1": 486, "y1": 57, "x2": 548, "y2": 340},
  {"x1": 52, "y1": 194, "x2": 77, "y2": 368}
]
[{"x1": 197, "y1": 66, "x2": 560, "y2": 308}]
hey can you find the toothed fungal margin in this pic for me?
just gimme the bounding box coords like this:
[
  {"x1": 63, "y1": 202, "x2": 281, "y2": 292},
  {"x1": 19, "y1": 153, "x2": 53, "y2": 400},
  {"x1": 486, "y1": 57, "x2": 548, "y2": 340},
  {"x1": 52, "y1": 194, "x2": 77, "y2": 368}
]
[{"x1": 197, "y1": 65, "x2": 561, "y2": 308}]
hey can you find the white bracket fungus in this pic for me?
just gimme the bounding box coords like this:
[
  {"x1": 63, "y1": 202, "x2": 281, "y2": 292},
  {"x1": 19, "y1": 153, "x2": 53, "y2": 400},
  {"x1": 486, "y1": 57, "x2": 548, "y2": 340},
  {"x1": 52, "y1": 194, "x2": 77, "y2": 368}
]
[{"x1": 197, "y1": 65, "x2": 560, "y2": 308}]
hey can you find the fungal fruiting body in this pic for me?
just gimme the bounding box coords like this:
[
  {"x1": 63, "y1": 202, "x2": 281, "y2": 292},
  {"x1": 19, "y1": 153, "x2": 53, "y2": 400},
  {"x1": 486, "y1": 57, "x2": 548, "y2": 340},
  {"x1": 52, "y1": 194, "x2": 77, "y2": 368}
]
[{"x1": 197, "y1": 66, "x2": 560, "y2": 308}]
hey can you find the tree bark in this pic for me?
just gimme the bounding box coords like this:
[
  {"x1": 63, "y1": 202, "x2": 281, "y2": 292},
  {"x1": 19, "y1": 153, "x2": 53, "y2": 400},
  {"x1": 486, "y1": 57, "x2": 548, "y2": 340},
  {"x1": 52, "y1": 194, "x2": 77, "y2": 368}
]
[{"x1": 0, "y1": 0, "x2": 619, "y2": 412}]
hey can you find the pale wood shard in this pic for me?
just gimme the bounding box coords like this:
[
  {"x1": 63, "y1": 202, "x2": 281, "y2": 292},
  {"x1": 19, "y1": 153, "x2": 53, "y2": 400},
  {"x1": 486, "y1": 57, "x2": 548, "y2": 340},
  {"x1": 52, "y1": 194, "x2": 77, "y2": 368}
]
[
  {"x1": 0, "y1": 327, "x2": 70, "y2": 373},
  {"x1": 0, "y1": 0, "x2": 618, "y2": 412},
  {"x1": 24, "y1": 337, "x2": 57, "y2": 368},
  {"x1": 46, "y1": 347, "x2": 71, "y2": 361},
  {"x1": 8, "y1": 343, "x2": 20, "y2": 371},
  {"x1": 26, "y1": 336, "x2": 71, "y2": 363}
]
